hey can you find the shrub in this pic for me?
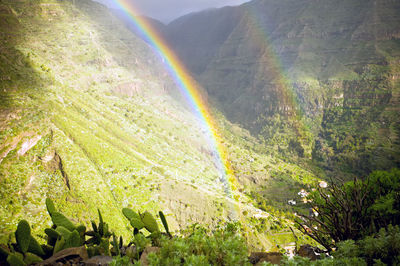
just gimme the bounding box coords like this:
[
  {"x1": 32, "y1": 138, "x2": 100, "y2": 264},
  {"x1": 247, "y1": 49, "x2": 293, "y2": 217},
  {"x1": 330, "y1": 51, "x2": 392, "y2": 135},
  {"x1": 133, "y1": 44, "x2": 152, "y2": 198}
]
[
  {"x1": 296, "y1": 169, "x2": 400, "y2": 251},
  {"x1": 147, "y1": 223, "x2": 250, "y2": 266}
]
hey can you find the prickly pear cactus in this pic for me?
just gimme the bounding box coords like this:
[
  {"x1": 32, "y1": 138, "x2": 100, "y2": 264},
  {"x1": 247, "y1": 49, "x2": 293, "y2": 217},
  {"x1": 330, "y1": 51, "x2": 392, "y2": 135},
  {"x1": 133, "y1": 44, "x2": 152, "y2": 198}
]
[
  {"x1": 53, "y1": 237, "x2": 65, "y2": 255},
  {"x1": 23, "y1": 252, "x2": 43, "y2": 265},
  {"x1": 27, "y1": 236, "x2": 45, "y2": 256},
  {"x1": 15, "y1": 220, "x2": 31, "y2": 254},
  {"x1": 122, "y1": 208, "x2": 141, "y2": 221},
  {"x1": 141, "y1": 211, "x2": 159, "y2": 233},
  {"x1": 76, "y1": 225, "x2": 86, "y2": 234},
  {"x1": 45, "y1": 228, "x2": 60, "y2": 240},
  {"x1": 130, "y1": 218, "x2": 145, "y2": 230},
  {"x1": 45, "y1": 198, "x2": 56, "y2": 217},
  {"x1": 7, "y1": 253, "x2": 25, "y2": 266},
  {"x1": 55, "y1": 226, "x2": 72, "y2": 240},
  {"x1": 51, "y1": 212, "x2": 76, "y2": 231},
  {"x1": 159, "y1": 211, "x2": 171, "y2": 236},
  {"x1": 65, "y1": 230, "x2": 81, "y2": 248}
]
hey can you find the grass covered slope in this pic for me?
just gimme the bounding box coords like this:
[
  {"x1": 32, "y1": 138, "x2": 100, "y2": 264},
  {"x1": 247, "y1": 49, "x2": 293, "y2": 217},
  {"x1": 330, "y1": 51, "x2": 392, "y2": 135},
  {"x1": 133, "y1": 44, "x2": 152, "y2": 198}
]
[
  {"x1": 0, "y1": 0, "x2": 318, "y2": 250},
  {"x1": 0, "y1": 0, "x2": 228, "y2": 241}
]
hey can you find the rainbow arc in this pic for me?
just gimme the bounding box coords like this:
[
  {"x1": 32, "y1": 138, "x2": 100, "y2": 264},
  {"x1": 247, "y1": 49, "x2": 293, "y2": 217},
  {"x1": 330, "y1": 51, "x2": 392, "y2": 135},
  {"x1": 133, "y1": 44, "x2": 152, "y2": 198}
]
[{"x1": 113, "y1": 0, "x2": 239, "y2": 199}]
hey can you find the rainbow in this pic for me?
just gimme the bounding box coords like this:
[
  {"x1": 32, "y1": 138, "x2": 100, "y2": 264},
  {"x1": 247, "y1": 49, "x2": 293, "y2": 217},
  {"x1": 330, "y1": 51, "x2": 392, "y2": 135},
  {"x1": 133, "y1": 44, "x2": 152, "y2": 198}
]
[
  {"x1": 112, "y1": 1, "x2": 239, "y2": 198},
  {"x1": 242, "y1": 5, "x2": 301, "y2": 118}
]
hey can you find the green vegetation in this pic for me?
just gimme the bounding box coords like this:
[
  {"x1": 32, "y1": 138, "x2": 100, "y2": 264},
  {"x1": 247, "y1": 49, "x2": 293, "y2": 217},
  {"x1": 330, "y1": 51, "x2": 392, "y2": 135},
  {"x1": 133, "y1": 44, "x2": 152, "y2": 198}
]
[
  {"x1": 0, "y1": 198, "x2": 252, "y2": 266},
  {"x1": 2, "y1": 173, "x2": 400, "y2": 266},
  {"x1": 147, "y1": 223, "x2": 250, "y2": 265},
  {"x1": 163, "y1": 0, "x2": 400, "y2": 179},
  {"x1": 296, "y1": 168, "x2": 400, "y2": 251},
  {"x1": 0, "y1": 0, "x2": 399, "y2": 264},
  {"x1": 0, "y1": 0, "x2": 317, "y2": 252}
]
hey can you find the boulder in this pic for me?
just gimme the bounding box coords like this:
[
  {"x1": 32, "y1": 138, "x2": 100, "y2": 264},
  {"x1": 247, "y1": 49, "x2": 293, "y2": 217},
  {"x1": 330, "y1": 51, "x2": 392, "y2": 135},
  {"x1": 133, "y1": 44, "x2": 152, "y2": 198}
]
[
  {"x1": 297, "y1": 244, "x2": 321, "y2": 261},
  {"x1": 83, "y1": 255, "x2": 113, "y2": 266},
  {"x1": 249, "y1": 252, "x2": 283, "y2": 265}
]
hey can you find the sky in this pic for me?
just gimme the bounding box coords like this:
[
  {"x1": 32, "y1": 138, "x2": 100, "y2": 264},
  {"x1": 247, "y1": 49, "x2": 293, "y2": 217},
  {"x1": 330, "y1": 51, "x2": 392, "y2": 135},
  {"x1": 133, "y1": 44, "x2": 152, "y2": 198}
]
[{"x1": 94, "y1": 0, "x2": 250, "y2": 23}]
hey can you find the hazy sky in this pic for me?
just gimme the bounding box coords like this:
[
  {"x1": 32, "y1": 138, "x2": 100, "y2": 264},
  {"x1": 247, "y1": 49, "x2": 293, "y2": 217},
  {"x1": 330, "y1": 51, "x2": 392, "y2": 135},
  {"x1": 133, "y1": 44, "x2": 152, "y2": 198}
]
[{"x1": 94, "y1": 0, "x2": 250, "y2": 23}]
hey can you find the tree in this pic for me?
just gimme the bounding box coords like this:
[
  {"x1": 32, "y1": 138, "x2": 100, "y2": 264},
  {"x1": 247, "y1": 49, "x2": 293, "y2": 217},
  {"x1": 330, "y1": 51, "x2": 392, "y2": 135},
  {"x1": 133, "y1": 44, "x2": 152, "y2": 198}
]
[{"x1": 296, "y1": 168, "x2": 400, "y2": 251}]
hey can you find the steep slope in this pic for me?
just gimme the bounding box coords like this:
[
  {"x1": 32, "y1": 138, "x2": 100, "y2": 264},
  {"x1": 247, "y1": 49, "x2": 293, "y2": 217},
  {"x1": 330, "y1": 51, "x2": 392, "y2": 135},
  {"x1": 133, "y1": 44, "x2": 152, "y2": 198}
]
[
  {"x1": 0, "y1": 0, "x2": 319, "y2": 251},
  {"x1": 166, "y1": 7, "x2": 244, "y2": 74},
  {"x1": 163, "y1": 0, "x2": 400, "y2": 176},
  {"x1": 0, "y1": 0, "x2": 225, "y2": 241},
  {"x1": 111, "y1": 9, "x2": 167, "y2": 43}
]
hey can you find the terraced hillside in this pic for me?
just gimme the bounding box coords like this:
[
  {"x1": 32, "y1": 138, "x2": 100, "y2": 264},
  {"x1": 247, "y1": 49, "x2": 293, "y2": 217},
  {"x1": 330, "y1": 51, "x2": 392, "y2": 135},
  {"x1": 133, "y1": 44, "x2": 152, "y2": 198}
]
[{"x1": 0, "y1": 0, "x2": 318, "y2": 250}]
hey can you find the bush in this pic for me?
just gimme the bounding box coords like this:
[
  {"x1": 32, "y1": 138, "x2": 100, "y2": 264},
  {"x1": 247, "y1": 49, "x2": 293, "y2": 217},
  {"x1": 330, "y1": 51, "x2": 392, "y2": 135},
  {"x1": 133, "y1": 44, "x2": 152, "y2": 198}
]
[
  {"x1": 358, "y1": 225, "x2": 400, "y2": 265},
  {"x1": 147, "y1": 223, "x2": 250, "y2": 266},
  {"x1": 282, "y1": 226, "x2": 400, "y2": 265},
  {"x1": 296, "y1": 168, "x2": 400, "y2": 251}
]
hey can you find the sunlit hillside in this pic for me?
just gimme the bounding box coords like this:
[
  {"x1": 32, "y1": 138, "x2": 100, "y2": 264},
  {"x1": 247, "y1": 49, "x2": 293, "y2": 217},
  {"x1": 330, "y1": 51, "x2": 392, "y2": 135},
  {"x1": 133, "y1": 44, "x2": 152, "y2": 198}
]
[{"x1": 0, "y1": 0, "x2": 319, "y2": 251}]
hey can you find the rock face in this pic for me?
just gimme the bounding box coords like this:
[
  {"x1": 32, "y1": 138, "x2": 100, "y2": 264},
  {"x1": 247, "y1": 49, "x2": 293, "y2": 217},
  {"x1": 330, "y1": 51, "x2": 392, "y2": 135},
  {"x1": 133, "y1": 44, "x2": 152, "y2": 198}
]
[{"x1": 162, "y1": 0, "x2": 400, "y2": 175}]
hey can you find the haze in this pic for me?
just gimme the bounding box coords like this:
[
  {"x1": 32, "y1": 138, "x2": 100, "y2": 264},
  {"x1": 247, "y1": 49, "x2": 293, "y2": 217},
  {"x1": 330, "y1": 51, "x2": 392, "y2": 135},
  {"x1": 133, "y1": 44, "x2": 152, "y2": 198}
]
[{"x1": 94, "y1": 0, "x2": 250, "y2": 23}]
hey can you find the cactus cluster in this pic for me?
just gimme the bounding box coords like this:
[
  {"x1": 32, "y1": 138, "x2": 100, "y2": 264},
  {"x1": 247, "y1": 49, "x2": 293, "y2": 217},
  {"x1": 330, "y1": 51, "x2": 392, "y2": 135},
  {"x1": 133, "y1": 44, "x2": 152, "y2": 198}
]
[
  {"x1": 0, "y1": 220, "x2": 45, "y2": 266},
  {"x1": 45, "y1": 198, "x2": 86, "y2": 254},
  {"x1": 85, "y1": 209, "x2": 113, "y2": 257},
  {"x1": 0, "y1": 199, "x2": 172, "y2": 266},
  {"x1": 121, "y1": 208, "x2": 171, "y2": 259},
  {"x1": 122, "y1": 208, "x2": 170, "y2": 235}
]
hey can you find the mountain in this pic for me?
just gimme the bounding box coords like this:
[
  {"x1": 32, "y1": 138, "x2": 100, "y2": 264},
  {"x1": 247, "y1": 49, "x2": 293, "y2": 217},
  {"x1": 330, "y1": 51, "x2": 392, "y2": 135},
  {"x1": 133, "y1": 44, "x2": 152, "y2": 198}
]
[
  {"x1": 110, "y1": 9, "x2": 167, "y2": 42},
  {"x1": 0, "y1": 0, "x2": 321, "y2": 251},
  {"x1": 161, "y1": 0, "x2": 400, "y2": 177}
]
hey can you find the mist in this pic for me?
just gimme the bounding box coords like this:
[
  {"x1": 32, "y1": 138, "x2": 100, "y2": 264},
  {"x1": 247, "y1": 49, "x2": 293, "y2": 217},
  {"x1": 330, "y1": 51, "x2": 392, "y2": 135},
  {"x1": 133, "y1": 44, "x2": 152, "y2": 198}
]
[{"x1": 93, "y1": 0, "x2": 250, "y2": 23}]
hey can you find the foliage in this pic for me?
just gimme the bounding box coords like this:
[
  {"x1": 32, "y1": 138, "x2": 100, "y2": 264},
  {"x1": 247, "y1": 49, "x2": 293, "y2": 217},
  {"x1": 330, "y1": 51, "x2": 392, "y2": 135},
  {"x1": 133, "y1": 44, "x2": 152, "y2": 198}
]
[
  {"x1": 122, "y1": 208, "x2": 171, "y2": 260},
  {"x1": 0, "y1": 198, "x2": 255, "y2": 266},
  {"x1": 296, "y1": 168, "x2": 400, "y2": 251},
  {"x1": 85, "y1": 209, "x2": 113, "y2": 257},
  {"x1": 44, "y1": 198, "x2": 86, "y2": 255},
  {"x1": 356, "y1": 225, "x2": 400, "y2": 265},
  {"x1": 110, "y1": 255, "x2": 133, "y2": 266},
  {"x1": 1, "y1": 220, "x2": 44, "y2": 266},
  {"x1": 283, "y1": 225, "x2": 400, "y2": 265},
  {"x1": 277, "y1": 255, "x2": 367, "y2": 266},
  {"x1": 147, "y1": 223, "x2": 250, "y2": 266},
  {"x1": 2, "y1": 196, "x2": 400, "y2": 266}
]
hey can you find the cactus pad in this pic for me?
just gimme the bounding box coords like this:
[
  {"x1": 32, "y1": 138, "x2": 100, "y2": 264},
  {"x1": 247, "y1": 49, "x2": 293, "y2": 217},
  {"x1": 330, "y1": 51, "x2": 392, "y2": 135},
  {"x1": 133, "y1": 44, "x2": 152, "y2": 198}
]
[
  {"x1": 45, "y1": 198, "x2": 56, "y2": 217},
  {"x1": 130, "y1": 218, "x2": 145, "y2": 230},
  {"x1": 65, "y1": 230, "x2": 81, "y2": 248},
  {"x1": 15, "y1": 220, "x2": 31, "y2": 253},
  {"x1": 27, "y1": 236, "x2": 45, "y2": 256},
  {"x1": 141, "y1": 211, "x2": 159, "y2": 233},
  {"x1": 7, "y1": 253, "x2": 26, "y2": 266},
  {"x1": 122, "y1": 208, "x2": 141, "y2": 221},
  {"x1": 51, "y1": 212, "x2": 76, "y2": 231},
  {"x1": 24, "y1": 252, "x2": 43, "y2": 265}
]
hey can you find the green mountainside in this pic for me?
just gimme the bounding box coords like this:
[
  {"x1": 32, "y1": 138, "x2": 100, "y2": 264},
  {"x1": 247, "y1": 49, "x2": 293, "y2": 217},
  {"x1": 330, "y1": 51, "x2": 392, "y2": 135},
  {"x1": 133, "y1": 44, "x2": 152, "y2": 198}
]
[
  {"x1": 162, "y1": 0, "x2": 400, "y2": 177},
  {"x1": 0, "y1": 0, "x2": 320, "y2": 251}
]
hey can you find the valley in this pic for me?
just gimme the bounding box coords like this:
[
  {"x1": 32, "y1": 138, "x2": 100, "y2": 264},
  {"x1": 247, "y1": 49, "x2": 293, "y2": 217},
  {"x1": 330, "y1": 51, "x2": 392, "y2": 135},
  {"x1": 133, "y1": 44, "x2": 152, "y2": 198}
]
[
  {"x1": 0, "y1": 0, "x2": 317, "y2": 252},
  {"x1": 0, "y1": 0, "x2": 399, "y2": 263}
]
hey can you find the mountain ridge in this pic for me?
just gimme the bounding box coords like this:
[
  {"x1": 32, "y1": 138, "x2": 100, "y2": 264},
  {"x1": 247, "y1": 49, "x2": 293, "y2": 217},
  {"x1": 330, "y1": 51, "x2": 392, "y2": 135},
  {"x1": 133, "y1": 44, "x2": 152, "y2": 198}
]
[{"x1": 160, "y1": 0, "x2": 400, "y2": 176}]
